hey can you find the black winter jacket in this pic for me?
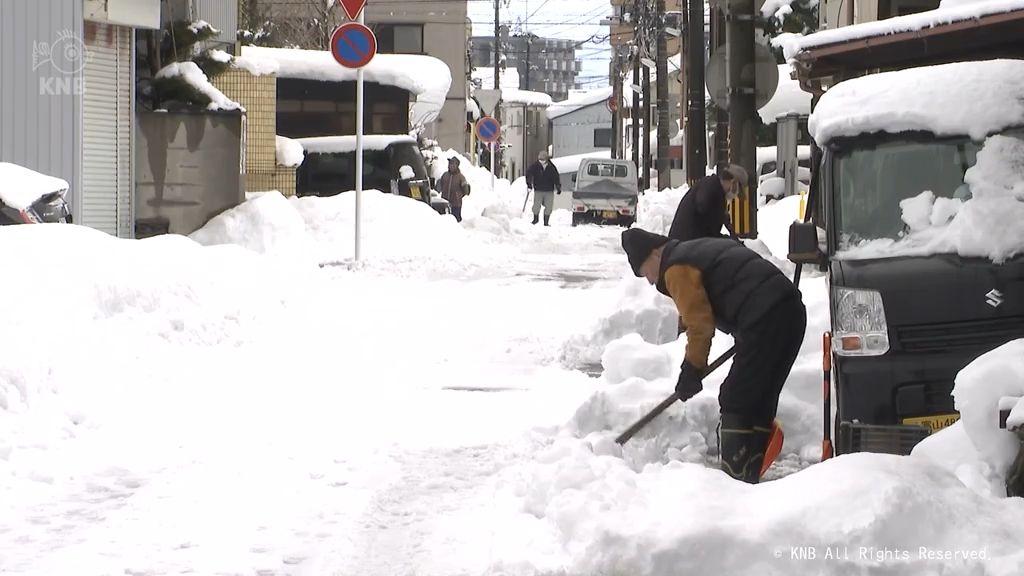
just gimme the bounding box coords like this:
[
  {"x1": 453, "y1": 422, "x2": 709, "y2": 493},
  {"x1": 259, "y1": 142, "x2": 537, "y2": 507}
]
[
  {"x1": 656, "y1": 237, "x2": 799, "y2": 335},
  {"x1": 668, "y1": 175, "x2": 731, "y2": 241},
  {"x1": 526, "y1": 161, "x2": 561, "y2": 192}
]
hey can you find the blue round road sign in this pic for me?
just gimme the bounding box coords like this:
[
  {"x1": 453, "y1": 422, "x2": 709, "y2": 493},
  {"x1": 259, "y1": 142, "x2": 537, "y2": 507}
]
[
  {"x1": 330, "y1": 22, "x2": 377, "y2": 69},
  {"x1": 476, "y1": 116, "x2": 501, "y2": 143}
]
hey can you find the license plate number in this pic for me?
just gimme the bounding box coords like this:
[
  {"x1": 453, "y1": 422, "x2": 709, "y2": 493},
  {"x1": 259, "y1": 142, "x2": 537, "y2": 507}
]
[
  {"x1": 903, "y1": 413, "x2": 960, "y2": 433},
  {"x1": 601, "y1": 210, "x2": 618, "y2": 219},
  {"x1": 409, "y1": 185, "x2": 422, "y2": 200}
]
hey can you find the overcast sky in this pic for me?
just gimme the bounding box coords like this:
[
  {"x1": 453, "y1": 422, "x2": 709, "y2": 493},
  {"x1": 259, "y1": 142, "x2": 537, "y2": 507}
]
[{"x1": 466, "y1": 0, "x2": 612, "y2": 92}]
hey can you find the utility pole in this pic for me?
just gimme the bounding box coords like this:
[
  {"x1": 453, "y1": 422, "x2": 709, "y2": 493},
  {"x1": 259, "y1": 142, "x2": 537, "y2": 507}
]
[
  {"x1": 686, "y1": 0, "x2": 707, "y2": 184},
  {"x1": 711, "y1": 7, "x2": 728, "y2": 168},
  {"x1": 611, "y1": 48, "x2": 621, "y2": 159},
  {"x1": 631, "y1": 2, "x2": 641, "y2": 185},
  {"x1": 726, "y1": 0, "x2": 757, "y2": 236},
  {"x1": 493, "y1": 0, "x2": 502, "y2": 177},
  {"x1": 641, "y1": 0, "x2": 651, "y2": 191},
  {"x1": 655, "y1": 0, "x2": 670, "y2": 190},
  {"x1": 524, "y1": 35, "x2": 531, "y2": 91}
]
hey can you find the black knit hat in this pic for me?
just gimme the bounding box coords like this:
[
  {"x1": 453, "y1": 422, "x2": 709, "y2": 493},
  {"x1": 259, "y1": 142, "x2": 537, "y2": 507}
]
[{"x1": 621, "y1": 228, "x2": 670, "y2": 276}]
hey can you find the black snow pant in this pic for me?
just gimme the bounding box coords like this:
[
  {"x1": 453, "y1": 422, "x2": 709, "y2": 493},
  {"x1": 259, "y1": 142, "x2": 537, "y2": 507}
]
[{"x1": 719, "y1": 293, "x2": 807, "y2": 429}]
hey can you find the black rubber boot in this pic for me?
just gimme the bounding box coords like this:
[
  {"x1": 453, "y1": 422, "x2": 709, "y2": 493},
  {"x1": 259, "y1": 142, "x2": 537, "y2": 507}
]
[
  {"x1": 719, "y1": 413, "x2": 756, "y2": 483},
  {"x1": 543, "y1": 214, "x2": 550, "y2": 226},
  {"x1": 746, "y1": 423, "x2": 773, "y2": 484},
  {"x1": 532, "y1": 214, "x2": 539, "y2": 225}
]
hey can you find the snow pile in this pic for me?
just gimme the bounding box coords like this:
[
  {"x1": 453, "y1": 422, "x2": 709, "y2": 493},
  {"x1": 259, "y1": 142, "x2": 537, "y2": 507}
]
[
  {"x1": 839, "y1": 134, "x2": 1024, "y2": 263},
  {"x1": 503, "y1": 447, "x2": 1024, "y2": 575},
  {"x1": 241, "y1": 46, "x2": 452, "y2": 126},
  {"x1": 0, "y1": 162, "x2": 69, "y2": 210},
  {"x1": 761, "y1": 0, "x2": 797, "y2": 18},
  {"x1": 809, "y1": 59, "x2": 1024, "y2": 144},
  {"x1": 398, "y1": 165, "x2": 416, "y2": 180},
  {"x1": 951, "y1": 340, "x2": 1024, "y2": 486},
  {"x1": 207, "y1": 49, "x2": 232, "y2": 64},
  {"x1": 296, "y1": 134, "x2": 417, "y2": 154},
  {"x1": 635, "y1": 186, "x2": 687, "y2": 235},
  {"x1": 231, "y1": 54, "x2": 280, "y2": 76},
  {"x1": 155, "y1": 61, "x2": 243, "y2": 112},
  {"x1": 188, "y1": 192, "x2": 318, "y2": 265},
  {"x1": 275, "y1": 136, "x2": 304, "y2": 168},
  {"x1": 782, "y1": 0, "x2": 1024, "y2": 60}
]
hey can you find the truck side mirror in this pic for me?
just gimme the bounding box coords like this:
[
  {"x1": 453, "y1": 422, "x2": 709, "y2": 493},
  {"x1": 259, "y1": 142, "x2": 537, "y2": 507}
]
[{"x1": 787, "y1": 221, "x2": 825, "y2": 265}]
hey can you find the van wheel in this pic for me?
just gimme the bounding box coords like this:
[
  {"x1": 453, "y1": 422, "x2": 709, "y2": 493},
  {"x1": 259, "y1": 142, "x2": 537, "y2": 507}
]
[{"x1": 619, "y1": 216, "x2": 635, "y2": 228}]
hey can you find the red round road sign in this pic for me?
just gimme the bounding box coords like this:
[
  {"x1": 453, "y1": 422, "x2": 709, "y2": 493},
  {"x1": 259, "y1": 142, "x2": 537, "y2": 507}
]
[
  {"x1": 607, "y1": 96, "x2": 618, "y2": 113},
  {"x1": 330, "y1": 22, "x2": 377, "y2": 69},
  {"x1": 475, "y1": 116, "x2": 501, "y2": 144}
]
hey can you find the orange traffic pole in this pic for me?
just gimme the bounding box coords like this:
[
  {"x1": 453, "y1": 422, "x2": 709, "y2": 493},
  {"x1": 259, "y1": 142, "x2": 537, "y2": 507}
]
[{"x1": 822, "y1": 332, "x2": 834, "y2": 461}]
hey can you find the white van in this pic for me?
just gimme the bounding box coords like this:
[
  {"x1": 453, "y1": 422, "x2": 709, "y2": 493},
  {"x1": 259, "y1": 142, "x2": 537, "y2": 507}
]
[{"x1": 570, "y1": 158, "x2": 639, "y2": 226}]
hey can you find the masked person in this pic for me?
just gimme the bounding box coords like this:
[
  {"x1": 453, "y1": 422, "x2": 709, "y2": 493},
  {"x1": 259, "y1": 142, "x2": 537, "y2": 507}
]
[
  {"x1": 620, "y1": 227, "x2": 806, "y2": 483},
  {"x1": 525, "y1": 151, "x2": 561, "y2": 226},
  {"x1": 437, "y1": 157, "x2": 471, "y2": 222}
]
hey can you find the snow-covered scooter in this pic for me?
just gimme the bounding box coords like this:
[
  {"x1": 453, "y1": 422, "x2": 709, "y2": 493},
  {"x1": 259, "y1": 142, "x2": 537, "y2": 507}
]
[{"x1": 0, "y1": 162, "x2": 72, "y2": 225}]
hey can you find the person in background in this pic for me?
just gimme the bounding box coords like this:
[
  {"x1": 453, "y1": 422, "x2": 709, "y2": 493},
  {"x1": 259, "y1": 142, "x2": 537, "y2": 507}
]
[
  {"x1": 668, "y1": 164, "x2": 748, "y2": 242},
  {"x1": 620, "y1": 227, "x2": 806, "y2": 484},
  {"x1": 525, "y1": 151, "x2": 561, "y2": 226},
  {"x1": 437, "y1": 157, "x2": 471, "y2": 222}
]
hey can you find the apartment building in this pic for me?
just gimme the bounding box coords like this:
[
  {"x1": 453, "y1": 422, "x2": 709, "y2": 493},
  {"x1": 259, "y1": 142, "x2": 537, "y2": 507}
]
[{"x1": 471, "y1": 27, "x2": 581, "y2": 101}]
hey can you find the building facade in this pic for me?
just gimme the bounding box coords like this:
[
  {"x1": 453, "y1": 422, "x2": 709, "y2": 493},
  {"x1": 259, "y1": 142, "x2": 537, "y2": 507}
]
[
  {"x1": 0, "y1": 0, "x2": 162, "y2": 237},
  {"x1": 821, "y1": 0, "x2": 940, "y2": 28},
  {"x1": 548, "y1": 89, "x2": 614, "y2": 158},
  {"x1": 471, "y1": 27, "x2": 581, "y2": 101}
]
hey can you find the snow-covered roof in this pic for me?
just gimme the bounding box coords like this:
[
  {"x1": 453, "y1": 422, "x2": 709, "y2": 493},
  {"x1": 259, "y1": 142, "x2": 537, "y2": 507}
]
[
  {"x1": 548, "y1": 88, "x2": 614, "y2": 119},
  {"x1": 0, "y1": 162, "x2": 69, "y2": 210},
  {"x1": 502, "y1": 88, "x2": 553, "y2": 108},
  {"x1": 758, "y1": 64, "x2": 811, "y2": 124},
  {"x1": 156, "y1": 61, "x2": 243, "y2": 112},
  {"x1": 240, "y1": 46, "x2": 451, "y2": 127},
  {"x1": 296, "y1": 134, "x2": 418, "y2": 154},
  {"x1": 809, "y1": 59, "x2": 1024, "y2": 144},
  {"x1": 472, "y1": 66, "x2": 521, "y2": 90},
  {"x1": 782, "y1": 0, "x2": 1024, "y2": 60},
  {"x1": 276, "y1": 136, "x2": 304, "y2": 168}
]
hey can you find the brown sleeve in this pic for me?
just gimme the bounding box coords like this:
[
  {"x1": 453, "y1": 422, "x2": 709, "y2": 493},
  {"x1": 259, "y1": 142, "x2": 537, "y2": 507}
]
[{"x1": 663, "y1": 264, "x2": 715, "y2": 369}]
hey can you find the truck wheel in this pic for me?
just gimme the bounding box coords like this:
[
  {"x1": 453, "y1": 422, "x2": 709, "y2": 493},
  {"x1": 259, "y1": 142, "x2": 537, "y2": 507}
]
[
  {"x1": 619, "y1": 216, "x2": 635, "y2": 228},
  {"x1": 572, "y1": 213, "x2": 583, "y2": 227}
]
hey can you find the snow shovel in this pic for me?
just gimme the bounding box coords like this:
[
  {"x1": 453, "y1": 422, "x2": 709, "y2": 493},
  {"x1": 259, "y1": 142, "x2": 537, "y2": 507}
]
[
  {"x1": 615, "y1": 347, "x2": 736, "y2": 445},
  {"x1": 761, "y1": 420, "x2": 784, "y2": 479},
  {"x1": 522, "y1": 186, "x2": 533, "y2": 216}
]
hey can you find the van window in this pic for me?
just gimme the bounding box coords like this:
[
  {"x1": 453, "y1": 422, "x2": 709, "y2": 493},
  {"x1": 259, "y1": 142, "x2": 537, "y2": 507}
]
[{"x1": 586, "y1": 163, "x2": 628, "y2": 178}]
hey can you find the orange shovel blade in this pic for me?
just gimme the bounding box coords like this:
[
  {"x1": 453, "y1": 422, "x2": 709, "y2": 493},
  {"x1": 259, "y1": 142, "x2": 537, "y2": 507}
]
[{"x1": 760, "y1": 420, "x2": 784, "y2": 478}]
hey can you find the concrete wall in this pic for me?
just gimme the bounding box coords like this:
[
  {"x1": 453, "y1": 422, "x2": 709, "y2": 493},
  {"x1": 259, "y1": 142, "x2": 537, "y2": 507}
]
[
  {"x1": 0, "y1": 0, "x2": 83, "y2": 217},
  {"x1": 551, "y1": 103, "x2": 612, "y2": 158},
  {"x1": 365, "y1": 0, "x2": 469, "y2": 154},
  {"x1": 135, "y1": 111, "x2": 245, "y2": 236}
]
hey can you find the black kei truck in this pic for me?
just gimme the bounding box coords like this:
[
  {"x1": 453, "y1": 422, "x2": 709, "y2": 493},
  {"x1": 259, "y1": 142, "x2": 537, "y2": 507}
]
[{"x1": 787, "y1": 59, "x2": 1024, "y2": 456}]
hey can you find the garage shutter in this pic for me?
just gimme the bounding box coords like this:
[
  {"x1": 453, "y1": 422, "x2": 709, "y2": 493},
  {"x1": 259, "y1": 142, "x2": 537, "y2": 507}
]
[{"x1": 82, "y1": 23, "x2": 131, "y2": 237}]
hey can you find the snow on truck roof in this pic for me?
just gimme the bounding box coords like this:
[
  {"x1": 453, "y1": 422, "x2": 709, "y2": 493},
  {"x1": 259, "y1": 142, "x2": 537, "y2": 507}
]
[
  {"x1": 809, "y1": 59, "x2": 1024, "y2": 144},
  {"x1": 238, "y1": 46, "x2": 451, "y2": 126},
  {"x1": 296, "y1": 135, "x2": 417, "y2": 154},
  {"x1": 782, "y1": 0, "x2": 1024, "y2": 60}
]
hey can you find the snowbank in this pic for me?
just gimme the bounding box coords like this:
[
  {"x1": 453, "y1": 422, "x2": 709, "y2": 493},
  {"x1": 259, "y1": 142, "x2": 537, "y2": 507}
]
[
  {"x1": 155, "y1": 61, "x2": 243, "y2": 112},
  {"x1": 188, "y1": 192, "x2": 318, "y2": 265},
  {"x1": 838, "y1": 134, "x2": 1024, "y2": 263},
  {"x1": 0, "y1": 162, "x2": 69, "y2": 211},
  {"x1": 241, "y1": 46, "x2": 451, "y2": 126},
  {"x1": 275, "y1": 136, "x2": 304, "y2": 168},
  {"x1": 783, "y1": 0, "x2": 1024, "y2": 61},
  {"x1": 809, "y1": 59, "x2": 1024, "y2": 144}
]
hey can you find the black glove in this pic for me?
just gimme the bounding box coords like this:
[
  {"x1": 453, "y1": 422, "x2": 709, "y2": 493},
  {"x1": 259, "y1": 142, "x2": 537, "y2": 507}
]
[
  {"x1": 556, "y1": 189, "x2": 562, "y2": 195},
  {"x1": 675, "y1": 360, "x2": 704, "y2": 402}
]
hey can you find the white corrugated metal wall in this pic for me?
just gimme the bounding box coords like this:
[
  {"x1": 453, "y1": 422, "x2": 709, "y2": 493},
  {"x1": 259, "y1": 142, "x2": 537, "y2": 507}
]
[{"x1": 81, "y1": 22, "x2": 131, "y2": 236}]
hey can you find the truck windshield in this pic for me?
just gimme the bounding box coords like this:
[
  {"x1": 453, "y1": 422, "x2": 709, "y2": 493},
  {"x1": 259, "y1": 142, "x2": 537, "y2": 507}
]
[{"x1": 833, "y1": 129, "x2": 1024, "y2": 248}]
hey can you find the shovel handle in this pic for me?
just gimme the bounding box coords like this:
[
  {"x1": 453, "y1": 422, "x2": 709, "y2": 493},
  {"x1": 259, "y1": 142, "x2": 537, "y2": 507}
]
[{"x1": 615, "y1": 347, "x2": 736, "y2": 445}]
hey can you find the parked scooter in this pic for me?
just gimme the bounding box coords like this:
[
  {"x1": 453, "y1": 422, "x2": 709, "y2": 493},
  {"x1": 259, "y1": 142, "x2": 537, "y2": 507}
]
[{"x1": 0, "y1": 162, "x2": 72, "y2": 225}]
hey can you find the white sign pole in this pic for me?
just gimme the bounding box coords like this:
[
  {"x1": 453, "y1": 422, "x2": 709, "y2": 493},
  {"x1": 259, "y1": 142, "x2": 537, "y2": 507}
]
[
  {"x1": 354, "y1": 9, "x2": 365, "y2": 262},
  {"x1": 490, "y1": 142, "x2": 495, "y2": 190}
]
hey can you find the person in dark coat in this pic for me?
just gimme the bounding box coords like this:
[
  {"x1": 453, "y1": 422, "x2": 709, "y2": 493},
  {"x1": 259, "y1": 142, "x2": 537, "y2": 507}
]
[
  {"x1": 525, "y1": 151, "x2": 562, "y2": 226},
  {"x1": 437, "y1": 157, "x2": 471, "y2": 222},
  {"x1": 621, "y1": 227, "x2": 807, "y2": 484},
  {"x1": 668, "y1": 164, "x2": 749, "y2": 241}
]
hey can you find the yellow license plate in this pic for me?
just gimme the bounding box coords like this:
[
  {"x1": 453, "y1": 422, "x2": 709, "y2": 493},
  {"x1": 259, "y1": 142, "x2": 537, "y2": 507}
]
[
  {"x1": 602, "y1": 210, "x2": 618, "y2": 219},
  {"x1": 903, "y1": 413, "x2": 960, "y2": 433},
  {"x1": 409, "y1": 185, "x2": 422, "y2": 200}
]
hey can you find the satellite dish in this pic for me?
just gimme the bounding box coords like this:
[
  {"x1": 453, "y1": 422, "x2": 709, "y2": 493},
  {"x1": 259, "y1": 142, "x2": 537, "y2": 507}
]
[{"x1": 704, "y1": 43, "x2": 779, "y2": 110}]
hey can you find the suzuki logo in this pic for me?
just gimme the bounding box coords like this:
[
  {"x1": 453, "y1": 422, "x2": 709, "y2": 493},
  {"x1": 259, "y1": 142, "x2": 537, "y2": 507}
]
[{"x1": 985, "y1": 289, "x2": 1004, "y2": 308}]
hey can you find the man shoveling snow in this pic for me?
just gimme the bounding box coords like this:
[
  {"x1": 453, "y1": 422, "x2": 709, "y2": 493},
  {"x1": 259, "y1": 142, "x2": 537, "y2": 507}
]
[{"x1": 621, "y1": 228, "x2": 807, "y2": 483}]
